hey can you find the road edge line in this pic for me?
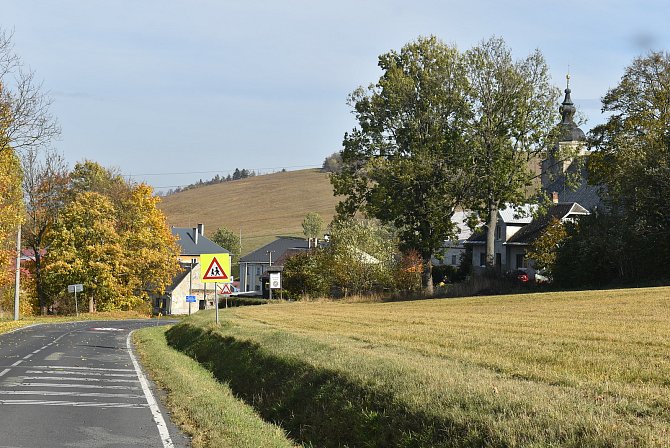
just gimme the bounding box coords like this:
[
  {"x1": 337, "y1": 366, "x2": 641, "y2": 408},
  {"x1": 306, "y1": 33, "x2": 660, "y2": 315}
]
[{"x1": 126, "y1": 330, "x2": 175, "y2": 448}]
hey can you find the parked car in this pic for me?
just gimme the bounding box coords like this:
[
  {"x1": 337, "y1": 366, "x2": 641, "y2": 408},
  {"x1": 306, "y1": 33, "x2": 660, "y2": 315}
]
[{"x1": 505, "y1": 269, "x2": 529, "y2": 284}]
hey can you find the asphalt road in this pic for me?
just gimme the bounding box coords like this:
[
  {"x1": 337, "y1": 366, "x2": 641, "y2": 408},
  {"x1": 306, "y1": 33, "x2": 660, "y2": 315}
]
[{"x1": 0, "y1": 320, "x2": 190, "y2": 448}]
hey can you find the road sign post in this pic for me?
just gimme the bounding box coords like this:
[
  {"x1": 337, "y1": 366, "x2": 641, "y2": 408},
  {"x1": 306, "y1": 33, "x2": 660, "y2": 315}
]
[
  {"x1": 186, "y1": 295, "x2": 196, "y2": 316},
  {"x1": 200, "y1": 253, "x2": 231, "y2": 325},
  {"x1": 68, "y1": 284, "x2": 83, "y2": 317}
]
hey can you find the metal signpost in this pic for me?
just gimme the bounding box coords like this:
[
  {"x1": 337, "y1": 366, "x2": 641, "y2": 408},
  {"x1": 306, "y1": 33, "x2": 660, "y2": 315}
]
[
  {"x1": 200, "y1": 253, "x2": 232, "y2": 325},
  {"x1": 67, "y1": 284, "x2": 83, "y2": 317},
  {"x1": 186, "y1": 295, "x2": 196, "y2": 316}
]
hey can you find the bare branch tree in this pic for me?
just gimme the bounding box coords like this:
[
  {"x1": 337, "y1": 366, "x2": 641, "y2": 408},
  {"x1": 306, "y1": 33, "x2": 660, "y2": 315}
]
[{"x1": 0, "y1": 28, "x2": 60, "y2": 154}]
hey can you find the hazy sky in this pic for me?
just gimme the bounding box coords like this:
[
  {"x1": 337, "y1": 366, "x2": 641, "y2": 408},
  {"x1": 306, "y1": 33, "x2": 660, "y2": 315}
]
[{"x1": 4, "y1": 1, "x2": 669, "y2": 191}]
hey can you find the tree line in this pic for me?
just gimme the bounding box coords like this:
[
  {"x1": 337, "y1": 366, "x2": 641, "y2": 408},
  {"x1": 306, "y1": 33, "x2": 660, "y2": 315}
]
[{"x1": 162, "y1": 168, "x2": 258, "y2": 196}]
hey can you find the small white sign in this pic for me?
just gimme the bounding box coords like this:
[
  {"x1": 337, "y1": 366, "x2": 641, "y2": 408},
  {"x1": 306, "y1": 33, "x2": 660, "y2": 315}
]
[
  {"x1": 67, "y1": 284, "x2": 83, "y2": 293},
  {"x1": 269, "y1": 272, "x2": 281, "y2": 289}
]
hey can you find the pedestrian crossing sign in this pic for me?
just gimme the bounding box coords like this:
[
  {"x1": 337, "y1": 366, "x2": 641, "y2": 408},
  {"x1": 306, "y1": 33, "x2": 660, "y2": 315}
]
[{"x1": 200, "y1": 253, "x2": 231, "y2": 283}]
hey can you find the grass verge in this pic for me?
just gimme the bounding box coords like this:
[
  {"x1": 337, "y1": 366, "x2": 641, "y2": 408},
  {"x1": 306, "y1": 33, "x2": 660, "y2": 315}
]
[
  {"x1": 133, "y1": 326, "x2": 296, "y2": 448},
  {"x1": 166, "y1": 286, "x2": 670, "y2": 447}
]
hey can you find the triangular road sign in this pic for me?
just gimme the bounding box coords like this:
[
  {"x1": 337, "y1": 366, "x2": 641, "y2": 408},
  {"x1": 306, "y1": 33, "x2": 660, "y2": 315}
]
[
  {"x1": 203, "y1": 256, "x2": 229, "y2": 281},
  {"x1": 219, "y1": 283, "x2": 232, "y2": 295}
]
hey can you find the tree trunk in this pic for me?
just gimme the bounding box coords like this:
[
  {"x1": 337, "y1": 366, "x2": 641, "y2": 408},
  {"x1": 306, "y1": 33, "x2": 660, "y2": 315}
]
[
  {"x1": 88, "y1": 296, "x2": 96, "y2": 313},
  {"x1": 486, "y1": 201, "x2": 498, "y2": 271},
  {"x1": 422, "y1": 255, "x2": 433, "y2": 296}
]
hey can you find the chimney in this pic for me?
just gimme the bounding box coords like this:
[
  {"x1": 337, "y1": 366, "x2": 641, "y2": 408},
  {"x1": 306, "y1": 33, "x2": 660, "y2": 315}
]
[
  {"x1": 552, "y1": 191, "x2": 559, "y2": 204},
  {"x1": 197, "y1": 223, "x2": 204, "y2": 236},
  {"x1": 193, "y1": 227, "x2": 198, "y2": 245}
]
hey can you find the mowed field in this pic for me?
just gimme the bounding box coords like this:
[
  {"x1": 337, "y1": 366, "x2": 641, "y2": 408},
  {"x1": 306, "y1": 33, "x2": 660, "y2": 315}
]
[
  {"x1": 169, "y1": 287, "x2": 670, "y2": 447},
  {"x1": 158, "y1": 169, "x2": 341, "y2": 255}
]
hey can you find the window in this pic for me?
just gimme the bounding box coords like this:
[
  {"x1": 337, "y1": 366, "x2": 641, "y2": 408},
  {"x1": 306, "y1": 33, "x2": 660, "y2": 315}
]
[
  {"x1": 451, "y1": 254, "x2": 457, "y2": 265},
  {"x1": 256, "y1": 266, "x2": 261, "y2": 275},
  {"x1": 191, "y1": 258, "x2": 197, "y2": 265},
  {"x1": 516, "y1": 253, "x2": 526, "y2": 269},
  {"x1": 495, "y1": 225, "x2": 502, "y2": 240},
  {"x1": 479, "y1": 253, "x2": 486, "y2": 267}
]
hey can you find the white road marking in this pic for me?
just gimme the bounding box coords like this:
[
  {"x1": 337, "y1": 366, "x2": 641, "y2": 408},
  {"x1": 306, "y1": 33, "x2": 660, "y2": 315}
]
[
  {"x1": 0, "y1": 369, "x2": 9, "y2": 377},
  {"x1": 25, "y1": 370, "x2": 136, "y2": 378},
  {"x1": 0, "y1": 390, "x2": 144, "y2": 399},
  {"x1": 127, "y1": 331, "x2": 174, "y2": 448},
  {"x1": 31, "y1": 350, "x2": 41, "y2": 354},
  {"x1": 90, "y1": 327, "x2": 124, "y2": 332},
  {"x1": 0, "y1": 399, "x2": 148, "y2": 409},
  {"x1": 22, "y1": 354, "x2": 32, "y2": 359},
  {"x1": 11, "y1": 361, "x2": 22, "y2": 367},
  {"x1": 22, "y1": 376, "x2": 139, "y2": 383},
  {"x1": 27, "y1": 365, "x2": 134, "y2": 373},
  {"x1": 9, "y1": 382, "x2": 141, "y2": 390}
]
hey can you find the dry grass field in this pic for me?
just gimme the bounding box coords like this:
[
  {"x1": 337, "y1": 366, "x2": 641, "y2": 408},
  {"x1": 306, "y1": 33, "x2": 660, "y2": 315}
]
[
  {"x1": 169, "y1": 286, "x2": 670, "y2": 447},
  {"x1": 158, "y1": 169, "x2": 341, "y2": 255}
]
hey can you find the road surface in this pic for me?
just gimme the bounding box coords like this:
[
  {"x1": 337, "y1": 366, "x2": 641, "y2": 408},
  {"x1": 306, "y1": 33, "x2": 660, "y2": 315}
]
[{"x1": 0, "y1": 320, "x2": 189, "y2": 448}]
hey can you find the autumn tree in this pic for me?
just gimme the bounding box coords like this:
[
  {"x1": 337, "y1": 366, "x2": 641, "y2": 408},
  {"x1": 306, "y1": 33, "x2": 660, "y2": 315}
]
[
  {"x1": 43, "y1": 192, "x2": 127, "y2": 312},
  {"x1": 117, "y1": 184, "x2": 181, "y2": 302},
  {"x1": 21, "y1": 148, "x2": 69, "y2": 314},
  {"x1": 0, "y1": 29, "x2": 58, "y2": 310},
  {"x1": 462, "y1": 37, "x2": 559, "y2": 269},
  {"x1": 332, "y1": 36, "x2": 472, "y2": 293}
]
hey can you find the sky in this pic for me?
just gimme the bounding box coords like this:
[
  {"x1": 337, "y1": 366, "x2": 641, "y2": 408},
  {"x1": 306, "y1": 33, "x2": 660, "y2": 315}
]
[{"x1": 4, "y1": 0, "x2": 670, "y2": 192}]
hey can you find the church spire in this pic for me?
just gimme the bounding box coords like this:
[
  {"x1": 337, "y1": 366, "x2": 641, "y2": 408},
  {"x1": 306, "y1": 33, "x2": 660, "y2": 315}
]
[{"x1": 559, "y1": 73, "x2": 576, "y2": 125}]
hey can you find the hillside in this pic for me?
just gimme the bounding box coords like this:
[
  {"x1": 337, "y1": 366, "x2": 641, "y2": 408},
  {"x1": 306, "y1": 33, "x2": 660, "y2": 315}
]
[{"x1": 158, "y1": 169, "x2": 341, "y2": 255}]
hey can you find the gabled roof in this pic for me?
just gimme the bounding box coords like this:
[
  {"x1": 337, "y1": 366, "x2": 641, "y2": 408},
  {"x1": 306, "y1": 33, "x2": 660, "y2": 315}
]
[
  {"x1": 165, "y1": 265, "x2": 191, "y2": 293},
  {"x1": 172, "y1": 227, "x2": 228, "y2": 256},
  {"x1": 506, "y1": 202, "x2": 588, "y2": 245},
  {"x1": 240, "y1": 237, "x2": 310, "y2": 263}
]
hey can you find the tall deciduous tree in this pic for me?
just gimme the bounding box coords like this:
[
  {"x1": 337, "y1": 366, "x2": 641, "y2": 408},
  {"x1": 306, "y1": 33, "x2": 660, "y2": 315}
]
[
  {"x1": 21, "y1": 148, "x2": 69, "y2": 314},
  {"x1": 43, "y1": 192, "x2": 126, "y2": 312},
  {"x1": 463, "y1": 37, "x2": 559, "y2": 269},
  {"x1": 332, "y1": 36, "x2": 471, "y2": 292},
  {"x1": 588, "y1": 51, "x2": 670, "y2": 277},
  {"x1": 118, "y1": 184, "x2": 181, "y2": 302},
  {"x1": 302, "y1": 212, "x2": 324, "y2": 242}
]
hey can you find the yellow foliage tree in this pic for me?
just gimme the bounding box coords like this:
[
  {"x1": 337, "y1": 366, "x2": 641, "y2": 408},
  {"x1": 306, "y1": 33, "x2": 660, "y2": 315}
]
[
  {"x1": 118, "y1": 183, "x2": 180, "y2": 301},
  {"x1": 43, "y1": 191, "x2": 129, "y2": 312},
  {"x1": 0, "y1": 85, "x2": 24, "y2": 297}
]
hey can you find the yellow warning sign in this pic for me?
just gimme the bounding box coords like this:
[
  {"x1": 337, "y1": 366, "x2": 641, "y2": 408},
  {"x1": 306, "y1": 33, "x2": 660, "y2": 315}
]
[{"x1": 200, "y1": 253, "x2": 231, "y2": 283}]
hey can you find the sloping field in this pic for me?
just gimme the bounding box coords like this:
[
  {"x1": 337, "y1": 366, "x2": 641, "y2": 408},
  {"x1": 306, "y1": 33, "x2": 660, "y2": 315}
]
[
  {"x1": 158, "y1": 169, "x2": 340, "y2": 254},
  {"x1": 167, "y1": 287, "x2": 670, "y2": 447}
]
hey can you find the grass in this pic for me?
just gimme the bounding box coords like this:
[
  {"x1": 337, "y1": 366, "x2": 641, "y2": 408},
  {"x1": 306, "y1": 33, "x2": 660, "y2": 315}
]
[
  {"x1": 0, "y1": 310, "x2": 154, "y2": 335},
  {"x1": 166, "y1": 286, "x2": 670, "y2": 447},
  {"x1": 158, "y1": 168, "x2": 341, "y2": 255},
  {"x1": 132, "y1": 326, "x2": 296, "y2": 448}
]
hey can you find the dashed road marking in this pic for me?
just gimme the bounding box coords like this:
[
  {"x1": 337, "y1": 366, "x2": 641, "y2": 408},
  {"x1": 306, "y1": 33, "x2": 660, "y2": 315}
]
[{"x1": 0, "y1": 399, "x2": 148, "y2": 409}]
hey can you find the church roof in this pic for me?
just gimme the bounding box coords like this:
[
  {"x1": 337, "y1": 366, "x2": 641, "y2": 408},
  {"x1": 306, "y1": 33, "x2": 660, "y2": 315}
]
[{"x1": 557, "y1": 75, "x2": 586, "y2": 142}]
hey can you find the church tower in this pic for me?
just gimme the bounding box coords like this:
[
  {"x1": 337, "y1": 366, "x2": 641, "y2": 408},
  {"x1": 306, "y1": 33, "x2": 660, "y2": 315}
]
[{"x1": 541, "y1": 75, "x2": 587, "y2": 186}]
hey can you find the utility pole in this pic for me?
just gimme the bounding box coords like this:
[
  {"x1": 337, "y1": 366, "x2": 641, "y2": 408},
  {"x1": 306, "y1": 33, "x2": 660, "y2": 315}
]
[{"x1": 14, "y1": 225, "x2": 21, "y2": 321}]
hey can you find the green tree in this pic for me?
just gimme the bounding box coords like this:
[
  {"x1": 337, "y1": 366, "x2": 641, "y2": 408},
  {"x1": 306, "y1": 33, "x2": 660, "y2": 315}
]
[
  {"x1": 463, "y1": 37, "x2": 559, "y2": 269},
  {"x1": 324, "y1": 218, "x2": 398, "y2": 297},
  {"x1": 525, "y1": 217, "x2": 567, "y2": 280},
  {"x1": 302, "y1": 212, "x2": 324, "y2": 241},
  {"x1": 589, "y1": 51, "x2": 670, "y2": 275},
  {"x1": 211, "y1": 226, "x2": 240, "y2": 277},
  {"x1": 332, "y1": 36, "x2": 471, "y2": 293}
]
